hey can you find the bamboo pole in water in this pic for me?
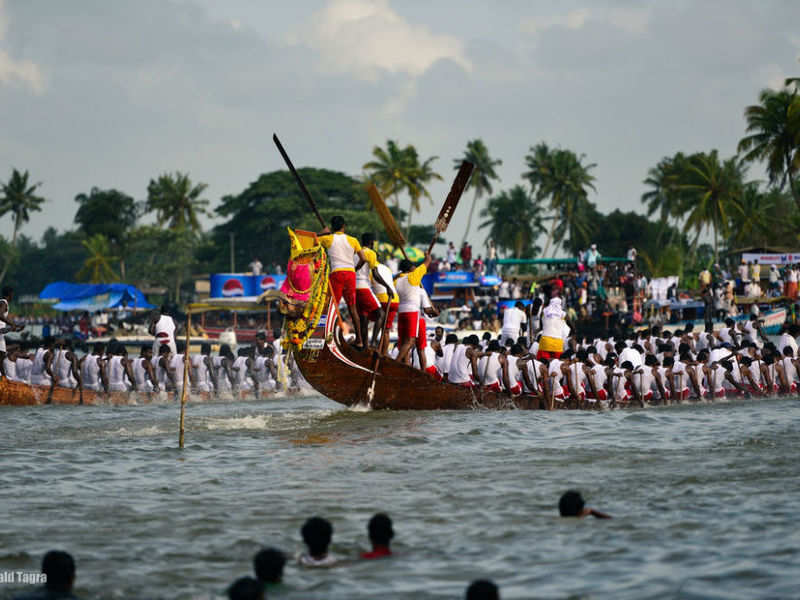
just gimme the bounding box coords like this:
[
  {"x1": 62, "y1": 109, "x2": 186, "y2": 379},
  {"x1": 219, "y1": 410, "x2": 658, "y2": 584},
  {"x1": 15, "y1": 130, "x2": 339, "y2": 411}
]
[{"x1": 179, "y1": 312, "x2": 191, "y2": 449}]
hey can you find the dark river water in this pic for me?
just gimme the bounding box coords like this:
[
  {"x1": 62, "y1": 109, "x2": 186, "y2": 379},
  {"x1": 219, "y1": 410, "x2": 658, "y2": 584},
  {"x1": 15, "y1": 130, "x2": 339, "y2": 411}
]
[{"x1": 1, "y1": 395, "x2": 799, "y2": 599}]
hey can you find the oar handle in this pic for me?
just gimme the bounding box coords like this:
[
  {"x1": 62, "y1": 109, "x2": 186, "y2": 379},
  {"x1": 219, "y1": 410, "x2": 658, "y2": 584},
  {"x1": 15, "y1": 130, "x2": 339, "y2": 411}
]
[{"x1": 273, "y1": 134, "x2": 326, "y2": 229}]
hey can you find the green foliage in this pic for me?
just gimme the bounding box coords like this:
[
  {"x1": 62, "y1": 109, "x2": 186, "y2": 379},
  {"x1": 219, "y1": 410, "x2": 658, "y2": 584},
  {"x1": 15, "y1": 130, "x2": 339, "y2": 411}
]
[
  {"x1": 126, "y1": 225, "x2": 198, "y2": 301},
  {"x1": 455, "y1": 138, "x2": 502, "y2": 244},
  {"x1": 5, "y1": 229, "x2": 87, "y2": 295},
  {"x1": 74, "y1": 187, "x2": 138, "y2": 246},
  {"x1": 479, "y1": 185, "x2": 546, "y2": 259},
  {"x1": 0, "y1": 168, "x2": 47, "y2": 285},
  {"x1": 738, "y1": 87, "x2": 800, "y2": 209},
  {"x1": 76, "y1": 234, "x2": 119, "y2": 283},
  {"x1": 363, "y1": 139, "x2": 442, "y2": 236},
  {"x1": 146, "y1": 172, "x2": 209, "y2": 233},
  {"x1": 204, "y1": 168, "x2": 380, "y2": 273},
  {"x1": 523, "y1": 142, "x2": 597, "y2": 256}
]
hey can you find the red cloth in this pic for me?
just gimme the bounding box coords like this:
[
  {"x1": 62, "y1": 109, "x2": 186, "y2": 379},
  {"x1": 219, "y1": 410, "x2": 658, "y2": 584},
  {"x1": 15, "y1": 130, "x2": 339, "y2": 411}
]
[
  {"x1": 383, "y1": 302, "x2": 399, "y2": 329},
  {"x1": 361, "y1": 546, "x2": 392, "y2": 559},
  {"x1": 329, "y1": 270, "x2": 356, "y2": 307},
  {"x1": 356, "y1": 288, "x2": 380, "y2": 317},
  {"x1": 536, "y1": 350, "x2": 562, "y2": 360},
  {"x1": 397, "y1": 312, "x2": 419, "y2": 345},
  {"x1": 415, "y1": 317, "x2": 427, "y2": 350}
]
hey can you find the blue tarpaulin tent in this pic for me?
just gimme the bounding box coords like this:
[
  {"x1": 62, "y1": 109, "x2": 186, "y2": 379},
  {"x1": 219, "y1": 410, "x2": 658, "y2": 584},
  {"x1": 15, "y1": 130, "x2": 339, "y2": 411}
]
[{"x1": 39, "y1": 282, "x2": 155, "y2": 312}]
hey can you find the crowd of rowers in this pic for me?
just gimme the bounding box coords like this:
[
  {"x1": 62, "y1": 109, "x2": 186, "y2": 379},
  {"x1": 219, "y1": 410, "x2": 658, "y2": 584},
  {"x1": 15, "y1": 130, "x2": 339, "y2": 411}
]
[
  {"x1": 0, "y1": 332, "x2": 293, "y2": 397},
  {"x1": 314, "y1": 220, "x2": 800, "y2": 408}
]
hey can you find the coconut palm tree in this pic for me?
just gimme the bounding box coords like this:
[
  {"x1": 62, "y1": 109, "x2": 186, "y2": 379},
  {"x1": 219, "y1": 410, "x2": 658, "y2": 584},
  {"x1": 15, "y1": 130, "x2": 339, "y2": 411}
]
[
  {"x1": 479, "y1": 185, "x2": 545, "y2": 259},
  {"x1": 726, "y1": 182, "x2": 776, "y2": 250},
  {"x1": 76, "y1": 234, "x2": 119, "y2": 283},
  {"x1": 363, "y1": 140, "x2": 442, "y2": 238},
  {"x1": 145, "y1": 172, "x2": 209, "y2": 233},
  {"x1": 363, "y1": 140, "x2": 420, "y2": 211},
  {"x1": 523, "y1": 143, "x2": 596, "y2": 256},
  {"x1": 738, "y1": 88, "x2": 800, "y2": 211},
  {"x1": 405, "y1": 149, "x2": 442, "y2": 237},
  {"x1": 641, "y1": 153, "x2": 692, "y2": 245},
  {"x1": 0, "y1": 169, "x2": 46, "y2": 285},
  {"x1": 680, "y1": 151, "x2": 744, "y2": 261},
  {"x1": 455, "y1": 139, "x2": 502, "y2": 245}
]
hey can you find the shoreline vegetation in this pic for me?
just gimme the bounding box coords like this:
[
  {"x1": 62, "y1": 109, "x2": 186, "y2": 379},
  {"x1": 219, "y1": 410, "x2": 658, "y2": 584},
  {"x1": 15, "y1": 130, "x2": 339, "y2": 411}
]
[{"x1": 1, "y1": 79, "x2": 798, "y2": 305}]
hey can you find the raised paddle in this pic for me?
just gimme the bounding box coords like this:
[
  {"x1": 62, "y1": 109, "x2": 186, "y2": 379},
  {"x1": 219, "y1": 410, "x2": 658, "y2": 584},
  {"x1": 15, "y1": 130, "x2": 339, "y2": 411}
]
[
  {"x1": 367, "y1": 183, "x2": 408, "y2": 261},
  {"x1": 273, "y1": 133, "x2": 326, "y2": 229},
  {"x1": 427, "y1": 160, "x2": 474, "y2": 255}
]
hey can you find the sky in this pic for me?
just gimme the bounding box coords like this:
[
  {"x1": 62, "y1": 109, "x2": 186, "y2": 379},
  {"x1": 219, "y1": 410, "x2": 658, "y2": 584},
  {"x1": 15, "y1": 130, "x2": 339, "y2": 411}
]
[{"x1": 1, "y1": 0, "x2": 798, "y2": 255}]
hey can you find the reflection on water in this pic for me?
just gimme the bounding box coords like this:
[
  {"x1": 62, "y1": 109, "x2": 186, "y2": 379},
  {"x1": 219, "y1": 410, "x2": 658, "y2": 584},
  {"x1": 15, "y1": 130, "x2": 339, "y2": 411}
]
[{"x1": 1, "y1": 397, "x2": 799, "y2": 599}]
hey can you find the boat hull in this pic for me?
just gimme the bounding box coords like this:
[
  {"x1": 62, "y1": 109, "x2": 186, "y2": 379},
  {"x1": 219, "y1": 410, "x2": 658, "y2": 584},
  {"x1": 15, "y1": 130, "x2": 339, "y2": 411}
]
[
  {"x1": 0, "y1": 378, "x2": 279, "y2": 407},
  {"x1": 292, "y1": 300, "x2": 541, "y2": 410}
]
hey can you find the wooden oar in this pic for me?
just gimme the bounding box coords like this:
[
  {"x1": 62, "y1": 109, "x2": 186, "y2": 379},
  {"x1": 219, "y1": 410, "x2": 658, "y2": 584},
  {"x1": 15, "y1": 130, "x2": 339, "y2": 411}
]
[
  {"x1": 426, "y1": 160, "x2": 474, "y2": 255},
  {"x1": 273, "y1": 133, "x2": 326, "y2": 229},
  {"x1": 367, "y1": 183, "x2": 408, "y2": 261}
]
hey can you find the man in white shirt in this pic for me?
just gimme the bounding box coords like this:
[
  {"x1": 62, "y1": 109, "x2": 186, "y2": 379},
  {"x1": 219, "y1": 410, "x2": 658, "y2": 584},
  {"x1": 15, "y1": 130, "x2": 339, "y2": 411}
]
[
  {"x1": 500, "y1": 301, "x2": 527, "y2": 345},
  {"x1": 248, "y1": 258, "x2": 263, "y2": 275}
]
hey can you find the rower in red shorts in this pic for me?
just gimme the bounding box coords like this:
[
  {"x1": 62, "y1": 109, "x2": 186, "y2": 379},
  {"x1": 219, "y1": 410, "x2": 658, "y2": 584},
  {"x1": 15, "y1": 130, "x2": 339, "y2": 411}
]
[
  {"x1": 394, "y1": 251, "x2": 431, "y2": 364},
  {"x1": 319, "y1": 216, "x2": 368, "y2": 348},
  {"x1": 371, "y1": 259, "x2": 398, "y2": 355},
  {"x1": 354, "y1": 232, "x2": 384, "y2": 348}
]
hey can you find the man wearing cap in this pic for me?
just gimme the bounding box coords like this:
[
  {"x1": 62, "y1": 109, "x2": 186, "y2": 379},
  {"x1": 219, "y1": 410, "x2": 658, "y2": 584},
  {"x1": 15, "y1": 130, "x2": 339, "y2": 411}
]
[{"x1": 318, "y1": 215, "x2": 369, "y2": 348}]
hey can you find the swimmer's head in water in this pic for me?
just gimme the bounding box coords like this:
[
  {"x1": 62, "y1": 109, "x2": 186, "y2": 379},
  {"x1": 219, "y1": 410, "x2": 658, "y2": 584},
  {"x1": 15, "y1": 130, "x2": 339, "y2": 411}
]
[
  {"x1": 301, "y1": 517, "x2": 333, "y2": 557},
  {"x1": 559, "y1": 490, "x2": 585, "y2": 517},
  {"x1": 367, "y1": 513, "x2": 394, "y2": 546},
  {"x1": 253, "y1": 547, "x2": 286, "y2": 584}
]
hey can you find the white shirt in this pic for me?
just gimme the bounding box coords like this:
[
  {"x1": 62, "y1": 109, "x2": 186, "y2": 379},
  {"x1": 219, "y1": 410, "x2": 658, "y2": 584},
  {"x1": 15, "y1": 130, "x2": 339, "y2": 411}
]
[
  {"x1": 371, "y1": 263, "x2": 397, "y2": 302},
  {"x1": 448, "y1": 345, "x2": 473, "y2": 384},
  {"x1": 778, "y1": 333, "x2": 798, "y2": 356},
  {"x1": 502, "y1": 307, "x2": 527, "y2": 335},
  {"x1": 152, "y1": 315, "x2": 177, "y2": 355}
]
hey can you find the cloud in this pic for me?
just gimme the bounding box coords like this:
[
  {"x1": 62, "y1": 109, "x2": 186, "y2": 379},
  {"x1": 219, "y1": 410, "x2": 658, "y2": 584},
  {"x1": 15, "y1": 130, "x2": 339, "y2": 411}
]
[
  {"x1": 0, "y1": 0, "x2": 44, "y2": 93},
  {"x1": 521, "y1": 5, "x2": 650, "y2": 36},
  {"x1": 300, "y1": 0, "x2": 471, "y2": 80},
  {"x1": 520, "y1": 8, "x2": 591, "y2": 35}
]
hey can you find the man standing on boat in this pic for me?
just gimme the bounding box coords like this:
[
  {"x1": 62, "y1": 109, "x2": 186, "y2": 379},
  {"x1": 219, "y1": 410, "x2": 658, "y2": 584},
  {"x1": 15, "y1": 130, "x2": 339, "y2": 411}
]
[
  {"x1": 394, "y1": 251, "x2": 432, "y2": 364},
  {"x1": 537, "y1": 295, "x2": 569, "y2": 360},
  {"x1": 149, "y1": 304, "x2": 177, "y2": 356},
  {"x1": 318, "y1": 215, "x2": 368, "y2": 348}
]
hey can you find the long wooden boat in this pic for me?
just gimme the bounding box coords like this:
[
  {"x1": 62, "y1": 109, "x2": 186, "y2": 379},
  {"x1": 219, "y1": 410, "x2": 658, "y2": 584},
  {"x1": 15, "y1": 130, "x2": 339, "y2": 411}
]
[
  {"x1": 0, "y1": 378, "x2": 285, "y2": 407},
  {"x1": 292, "y1": 295, "x2": 543, "y2": 410}
]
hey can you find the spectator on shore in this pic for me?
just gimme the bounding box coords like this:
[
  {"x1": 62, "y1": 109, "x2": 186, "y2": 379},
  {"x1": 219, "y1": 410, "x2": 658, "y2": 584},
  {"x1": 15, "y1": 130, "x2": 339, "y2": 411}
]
[
  {"x1": 586, "y1": 244, "x2": 600, "y2": 270},
  {"x1": 447, "y1": 242, "x2": 457, "y2": 269},
  {"x1": 361, "y1": 513, "x2": 394, "y2": 559},
  {"x1": 13, "y1": 550, "x2": 79, "y2": 600},
  {"x1": 299, "y1": 517, "x2": 337, "y2": 567},
  {"x1": 486, "y1": 240, "x2": 497, "y2": 275},
  {"x1": 466, "y1": 579, "x2": 500, "y2": 600},
  {"x1": 558, "y1": 490, "x2": 612, "y2": 519},
  {"x1": 248, "y1": 258, "x2": 263, "y2": 275},
  {"x1": 253, "y1": 547, "x2": 286, "y2": 586}
]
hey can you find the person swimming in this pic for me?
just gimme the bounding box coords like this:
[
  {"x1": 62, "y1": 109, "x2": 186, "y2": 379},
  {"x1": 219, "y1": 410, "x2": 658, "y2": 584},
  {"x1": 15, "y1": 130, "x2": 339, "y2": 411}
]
[
  {"x1": 558, "y1": 490, "x2": 611, "y2": 519},
  {"x1": 12, "y1": 550, "x2": 79, "y2": 600},
  {"x1": 227, "y1": 576, "x2": 263, "y2": 600},
  {"x1": 298, "y1": 516, "x2": 337, "y2": 567},
  {"x1": 253, "y1": 547, "x2": 286, "y2": 586},
  {"x1": 466, "y1": 579, "x2": 500, "y2": 600},
  {"x1": 361, "y1": 513, "x2": 394, "y2": 559}
]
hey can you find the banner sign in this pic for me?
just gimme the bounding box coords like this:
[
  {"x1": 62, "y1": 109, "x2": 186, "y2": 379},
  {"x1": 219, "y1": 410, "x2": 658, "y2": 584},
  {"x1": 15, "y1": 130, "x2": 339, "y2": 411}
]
[
  {"x1": 210, "y1": 274, "x2": 287, "y2": 298},
  {"x1": 741, "y1": 253, "x2": 800, "y2": 265}
]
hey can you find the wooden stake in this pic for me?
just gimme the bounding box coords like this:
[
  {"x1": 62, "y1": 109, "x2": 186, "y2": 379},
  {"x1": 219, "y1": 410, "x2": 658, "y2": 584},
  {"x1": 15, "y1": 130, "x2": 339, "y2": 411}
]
[{"x1": 179, "y1": 312, "x2": 191, "y2": 449}]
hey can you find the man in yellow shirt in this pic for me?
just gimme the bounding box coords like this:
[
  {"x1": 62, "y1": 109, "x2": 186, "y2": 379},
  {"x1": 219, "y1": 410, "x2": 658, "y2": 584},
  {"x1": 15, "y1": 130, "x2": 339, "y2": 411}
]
[
  {"x1": 394, "y1": 251, "x2": 432, "y2": 364},
  {"x1": 319, "y1": 216, "x2": 368, "y2": 348}
]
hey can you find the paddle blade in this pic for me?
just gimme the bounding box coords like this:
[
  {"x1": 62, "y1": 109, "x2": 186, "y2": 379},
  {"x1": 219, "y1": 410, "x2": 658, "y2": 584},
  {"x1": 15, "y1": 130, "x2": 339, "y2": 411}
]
[
  {"x1": 367, "y1": 183, "x2": 406, "y2": 248},
  {"x1": 435, "y1": 160, "x2": 474, "y2": 233}
]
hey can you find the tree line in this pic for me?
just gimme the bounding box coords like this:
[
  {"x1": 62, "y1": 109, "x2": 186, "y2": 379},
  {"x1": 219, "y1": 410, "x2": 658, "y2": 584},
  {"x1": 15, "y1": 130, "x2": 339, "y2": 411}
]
[{"x1": 0, "y1": 76, "x2": 797, "y2": 300}]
